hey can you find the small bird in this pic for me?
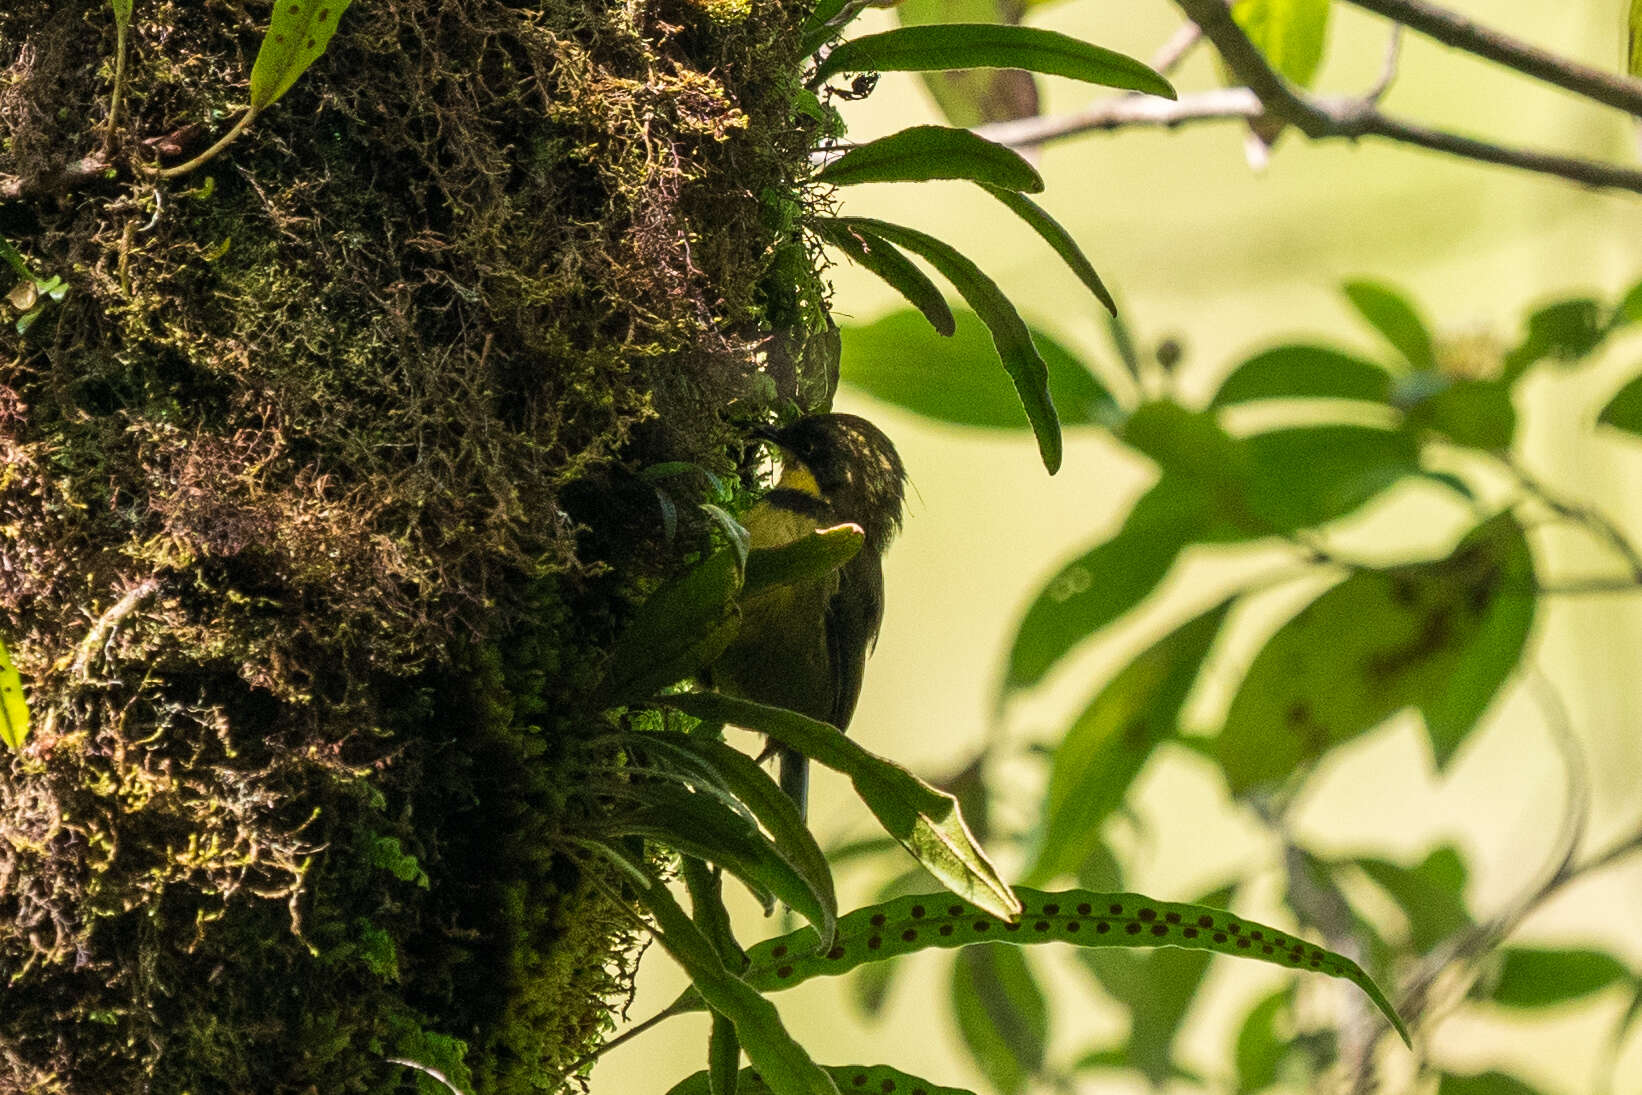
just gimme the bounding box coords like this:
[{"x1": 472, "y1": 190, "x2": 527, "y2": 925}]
[{"x1": 708, "y1": 413, "x2": 907, "y2": 817}]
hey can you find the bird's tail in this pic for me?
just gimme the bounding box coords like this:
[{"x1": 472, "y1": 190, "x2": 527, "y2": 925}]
[{"x1": 778, "y1": 745, "x2": 809, "y2": 822}]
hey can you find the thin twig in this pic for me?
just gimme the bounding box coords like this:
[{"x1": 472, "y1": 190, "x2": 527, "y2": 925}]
[
  {"x1": 1340, "y1": 0, "x2": 1642, "y2": 119},
  {"x1": 1365, "y1": 24, "x2": 1404, "y2": 104},
  {"x1": 971, "y1": 86, "x2": 1263, "y2": 147},
  {"x1": 1150, "y1": 21, "x2": 1205, "y2": 77},
  {"x1": 66, "y1": 577, "x2": 161, "y2": 680},
  {"x1": 1507, "y1": 457, "x2": 1642, "y2": 583}
]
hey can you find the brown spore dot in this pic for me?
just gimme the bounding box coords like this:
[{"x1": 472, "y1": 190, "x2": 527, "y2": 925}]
[
  {"x1": 1138, "y1": 907, "x2": 1157, "y2": 922},
  {"x1": 287, "y1": 3, "x2": 300, "y2": 12},
  {"x1": 1213, "y1": 932, "x2": 1228, "y2": 944},
  {"x1": 1096, "y1": 921, "x2": 1111, "y2": 934},
  {"x1": 1262, "y1": 945, "x2": 1274, "y2": 955},
  {"x1": 910, "y1": 904, "x2": 926, "y2": 919},
  {"x1": 867, "y1": 936, "x2": 882, "y2": 950},
  {"x1": 306, "y1": 37, "x2": 316, "y2": 47},
  {"x1": 1182, "y1": 927, "x2": 1198, "y2": 939},
  {"x1": 1197, "y1": 915, "x2": 1214, "y2": 928},
  {"x1": 973, "y1": 920, "x2": 991, "y2": 933},
  {"x1": 1033, "y1": 920, "x2": 1050, "y2": 932},
  {"x1": 1125, "y1": 922, "x2": 1143, "y2": 935},
  {"x1": 1043, "y1": 903, "x2": 1060, "y2": 915},
  {"x1": 1165, "y1": 912, "x2": 1182, "y2": 924},
  {"x1": 948, "y1": 905, "x2": 964, "y2": 917},
  {"x1": 1150, "y1": 924, "x2": 1168, "y2": 937},
  {"x1": 1272, "y1": 936, "x2": 1287, "y2": 947},
  {"x1": 1004, "y1": 921, "x2": 1022, "y2": 933},
  {"x1": 776, "y1": 964, "x2": 794, "y2": 978},
  {"x1": 1249, "y1": 930, "x2": 1263, "y2": 941},
  {"x1": 881, "y1": 1081, "x2": 896, "y2": 1093},
  {"x1": 901, "y1": 929, "x2": 918, "y2": 942},
  {"x1": 772, "y1": 945, "x2": 788, "y2": 958},
  {"x1": 938, "y1": 924, "x2": 954, "y2": 937},
  {"x1": 913, "y1": 1089, "x2": 928, "y2": 1095},
  {"x1": 1066, "y1": 920, "x2": 1081, "y2": 933},
  {"x1": 871, "y1": 913, "x2": 887, "y2": 927},
  {"x1": 273, "y1": 33, "x2": 286, "y2": 43},
  {"x1": 1310, "y1": 956, "x2": 1323, "y2": 968},
  {"x1": 1227, "y1": 923, "x2": 1241, "y2": 935},
  {"x1": 851, "y1": 1075, "x2": 868, "y2": 1089},
  {"x1": 1077, "y1": 902, "x2": 1092, "y2": 915},
  {"x1": 828, "y1": 945, "x2": 846, "y2": 960},
  {"x1": 1236, "y1": 937, "x2": 1251, "y2": 949},
  {"x1": 1109, "y1": 903, "x2": 1124, "y2": 915},
  {"x1": 317, "y1": 7, "x2": 329, "y2": 18}
]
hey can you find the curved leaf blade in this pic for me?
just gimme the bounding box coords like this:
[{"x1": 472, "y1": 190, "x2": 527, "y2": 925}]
[
  {"x1": 1486, "y1": 947, "x2": 1633, "y2": 1008},
  {"x1": 0, "y1": 636, "x2": 29, "y2": 750},
  {"x1": 1342, "y1": 280, "x2": 1435, "y2": 371},
  {"x1": 596, "y1": 549, "x2": 744, "y2": 707},
  {"x1": 1597, "y1": 372, "x2": 1642, "y2": 437},
  {"x1": 743, "y1": 523, "x2": 864, "y2": 600},
  {"x1": 1232, "y1": 0, "x2": 1332, "y2": 89},
  {"x1": 249, "y1": 0, "x2": 353, "y2": 111},
  {"x1": 951, "y1": 943, "x2": 1047, "y2": 1095},
  {"x1": 1209, "y1": 344, "x2": 1394, "y2": 408},
  {"x1": 826, "y1": 216, "x2": 1061, "y2": 472},
  {"x1": 814, "y1": 25, "x2": 1176, "y2": 100},
  {"x1": 662, "y1": 692, "x2": 1021, "y2": 922},
  {"x1": 817, "y1": 126, "x2": 1043, "y2": 192},
  {"x1": 814, "y1": 220, "x2": 956, "y2": 337},
  {"x1": 980, "y1": 185, "x2": 1115, "y2": 315}
]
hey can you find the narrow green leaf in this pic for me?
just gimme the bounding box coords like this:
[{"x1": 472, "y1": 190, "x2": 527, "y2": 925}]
[
  {"x1": 669, "y1": 1065, "x2": 977, "y2": 1095},
  {"x1": 826, "y1": 216, "x2": 1061, "y2": 472},
  {"x1": 621, "y1": 855, "x2": 840, "y2": 1095},
  {"x1": 709, "y1": 1011, "x2": 741, "y2": 1095},
  {"x1": 1438, "y1": 1071, "x2": 1548, "y2": 1095},
  {"x1": 1597, "y1": 373, "x2": 1642, "y2": 438},
  {"x1": 1216, "y1": 513, "x2": 1535, "y2": 791},
  {"x1": 817, "y1": 126, "x2": 1043, "y2": 192},
  {"x1": 1209, "y1": 344, "x2": 1394, "y2": 408},
  {"x1": 1486, "y1": 947, "x2": 1632, "y2": 1008},
  {"x1": 1000, "y1": 475, "x2": 1216, "y2": 696},
  {"x1": 951, "y1": 944, "x2": 1047, "y2": 1095},
  {"x1": 0, "y1": 635, "x2": 30, "y2": 750},
  {"x1": 249, "y1": 0, "x2": 354, "y2": 111},
  {"x1": 1612, "y1": 277, "x2": 1642, "y2": 326},
  {"x1": 1026, "y1": 602, "x2": 1231, "y2": 885},
  {"x1": 1342, "y1": 280, "x2": 1435, "y2": 371},
  {"x1": 1352, "y1": 847, "x2": 1472, "y2": 953},
  {"x1": 743, "y1": 523, "x2": 864, "y2": 600},
  {"x1": 657, "y1": 733, "x2": 839, "y2": 949},
  {"x1": 1630, "y1": 0, "x2": 1642, "y2": 78},
  {"x1": 662, "y1": 692, "x2": 1022, "y2": 922},
  {"x1": 1502, "y1": 297, "x2": 1608, "y2": 382},
  {"x1": 979, "y1": 185, "x2": 1115, "y2": 314},
  {"x1": 813, "y1": 220, "x2": 955, "y2": 337},
  {"x1": 1234, "y1": 988, "x2": 1292, "y2": 1095},
  {"x1": 597, "y1": 549, "x2": 743, "y2": 706},
  {"x1": 841, "y1": 308, "x2": 1116, "y2": 430},
  {"x1": 108, "y1": 0, "x2": 133, "y2": 27},
  {"x1": 670, "y1": 888, "x2": 1411, "y2": 1048},
  {"x1": 813, "y1": 24, "x2": 1177, "y2": 99},
  {"x1": 1232, "y1": 0, "x2": 1331, "y2": 88},
  {"x1": 895, "y1": 0, "x2": 1040, "y2": 129},
  {"x1": 1402, "y1": 377, "x2": 1516, "y2": 451},
  {"x1": 609, "y1": 782, "x2": 832, "y2": 936}
]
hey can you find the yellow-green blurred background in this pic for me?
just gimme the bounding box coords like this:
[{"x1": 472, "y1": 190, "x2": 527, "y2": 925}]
[{"x1": 595, "y1": 2, "x2": 1642, "y2": 1091}]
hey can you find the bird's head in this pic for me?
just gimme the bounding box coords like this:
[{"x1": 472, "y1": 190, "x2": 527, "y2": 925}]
[{"x1": 759, "y1": 413, "x2": 906, "y2": 549}]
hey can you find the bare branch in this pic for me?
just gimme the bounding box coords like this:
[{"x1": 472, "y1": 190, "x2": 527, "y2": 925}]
[
  {"x1": 971, "y1": 87, "x2": 1262, "y2": 147},
  {"x1": 1366, "y1": 24, "x2": 1404, "y2": 104},
  {"x1": 1150, "y1": 21, "x2": 1205, "y2": 78},
  {"x1": 1342, "y1": 0, "x2": 1642, "y2": 119}
]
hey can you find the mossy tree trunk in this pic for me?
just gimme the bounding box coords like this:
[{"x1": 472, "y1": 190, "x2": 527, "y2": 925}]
[{"x1": 0, "y1": 0, "x2": 826, "y2": 1089}]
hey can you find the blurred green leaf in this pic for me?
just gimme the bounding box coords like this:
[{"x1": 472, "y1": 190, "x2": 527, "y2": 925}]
[
  {"x1": 1438, "y1": 1071, "x2": 1548, "y2": 1095},
  {"x1": 1121, "y1": 400, "x2": 1251, "y2": 489},
  {"x1": 951, "y1": 944, "x2": 1047, "y2": 1095},
  {"x1": 814, "y1": 219, "x2": 956, "y2": 337},
  {"x1": 800, "y1": 0, "x2": 853, "y2": 53},
  {"x1": 0, "y1": 635, "x2": 30, "y2": 750},
  {"x1": 1209, "y1": 344, "x2": 1394, "y2": 408},
  {"x1": 1352, "y1": 846, "x2": 1472, "y2": 953},
  {"x1": 895, "y1": 0, "x2": 1039, "y2": 128},
  {"x1": 813, "y1": 24, "x2": 1177, "y2": 99},
  {"x1": 108, "y1": 0, "x2": 132, "y2": 26},
  {"x1": 1241, "y1": 424, "x2": 1422, "y2": 532},
  {"x1": 1613, "y1": 276, "x2": 1642, "y2": 325},
  {"x1": 669, "y1": 1065, "x2": 975, "y2": 1095},
  {"x1": 1597, "y1": 373, "x2": 1642, "y2": 437},
  {"x1": 1486, "y1": 947, "x2": 1633, "y2": 1008},
  {"x1": 597, "y1": 549, "x2": 743, "y2": 707},
  {"x1": 743, "y1": 523, "x2": 864, "y2": 600},
  {"x1": 709, "y1": 1011, "x2": 740, "y2": 1095},
  {"x1": 1234, "y1": 987, "x2": 1291, "y2": 1094},
  {"x1": 818, "y1": 126, "x2": 1043, "y2": 191},
  {"x1": 665, "y1": 692, "x2": 1022, "y2": 921},
  {"x1": 979, "y1": 186, "x2": 1115, "y2": 314},
  {"x1": 825, "y1": 216, "x2": 1062, "y2": 472},
  {"x1": 248, "y1": 0, "x2": 353, "y2": 111},
  {"x1": 1026, "y1": 602, "x2": 1231, "y2": 885},
  {"x1": 1502, "y1": 297, "x2": 1607, "y2": 382},
  {"x1": 1342, "y1": 280, "x2": 1435, "y2": 371},
  {"x1": 1403, "y1": 377, "x2": 1516, "y2": 450},
  {"x1": 1216, "y1": 513, "x2": 1535, "y2": 791},
  {"x1": 841, "y1": 308, "x2": 1115, "y2": 429},
  {"x1": 1232, "y1": 0, "x2": 1331, "y2": 88}
]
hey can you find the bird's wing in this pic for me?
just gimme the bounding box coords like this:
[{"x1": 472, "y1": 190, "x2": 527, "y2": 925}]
[{"x1": 825, "y1": 551, "x2": 884, "y2": 732}]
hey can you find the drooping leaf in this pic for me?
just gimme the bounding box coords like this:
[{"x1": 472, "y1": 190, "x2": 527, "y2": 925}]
[
  {"x1": 608, "y1": 781, "x2": 832, "y2": 936},
  {"x1": 951, "y1": 943, "x2": 1047, "y2": 1095},
  {"x1": 1485, "y1": 947, "x2": 1634, "y2": 1008},
  {"x1": 1342, "y1": 280, "x2": 1435, "y2": 371},
  {"x1": 668, "y1": 1064, "x2": 976, "y2": 1095},
  {"x1": 597, "y1": 549, "x2": 743, "y2": 706},
  {"x1": 1233, "y1": 987, "x2": 1293, "y2": 1095},
  {"x1": 1402, "y1": 377, "x2": 1516, "y2": 451},
  {"x1": 663, "y1": 692, "x2": 1022, "y2": 921},
  {"x1": 814, "y1": 219, "x2": 956, "y2": 337},
  {"x1": 248, "y1": 0, "x2": 354, "y2": 111},
  {"x1": 1438, "y1": 1071, "x2": 1549, "y2": 1095},
  {"x1": 817, "y1": 126, "x2": 1043, "y2": 192},
  {"x1": 1216, "y1": 513, "x2": 1535, "y2": 791},
  {"x1": 670, "y1": 887, "x2": 1411, "y2": 1047},
  {"x1": 824, "y1": 216, "x2": 1062, "y2": 472},
  {"x1": 979, "y1": 186, "x2": 1115, "y2": 315},
  {"x1": 743, "y1": 524, "x2": 864, "y2": 600},
  {"x1": 1241, "y1": 424, "x2": 1423, "y2": 532},
  {"x1": 1232, "y1": 0, "x2": 1332, "y2": 88},
  {"x1": 1613, "y1": 276, "x2": 1642, "y2": 326},
  {"x1": 708, "y1": 1011, "x2": 741, "y2": 1095},
  {"x1": 841, "y1": 308, "x2": 1116, "y2": 429},
  {"x1": 1502, "y1": 297, "x2": 1608, "y2": 382},
  {"x1": 1351, "y1": 846, "x2": 1472, "y2": 953},
  {"x1": 1209, "y1": 344, "x2": 1394, "y2": 408},
  {"x1": 0, "y1": 635, "x2": 30, "y2": 750},
  {"x1": 813, "y1": 24, "x2": 1177, "y2": 100},
  {"x1": 612, "y1": 850, "x2": 839, "y2": 1095},
  {"x1": 108, "y1": 0, "x2": 132, "y2": 27},
  {"x1": 1026, "y1": 602, "x2": 1231, "y2": 885},
  {"x1": 1597, "y1": 373, "x2": 1642, "y2": 438},
  {"x1": 800, "y1": 0, "x2": 853, "y2": 54},
  {"x1": 895, "y1": 0, "x2": 1040, "y2": 129}
]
